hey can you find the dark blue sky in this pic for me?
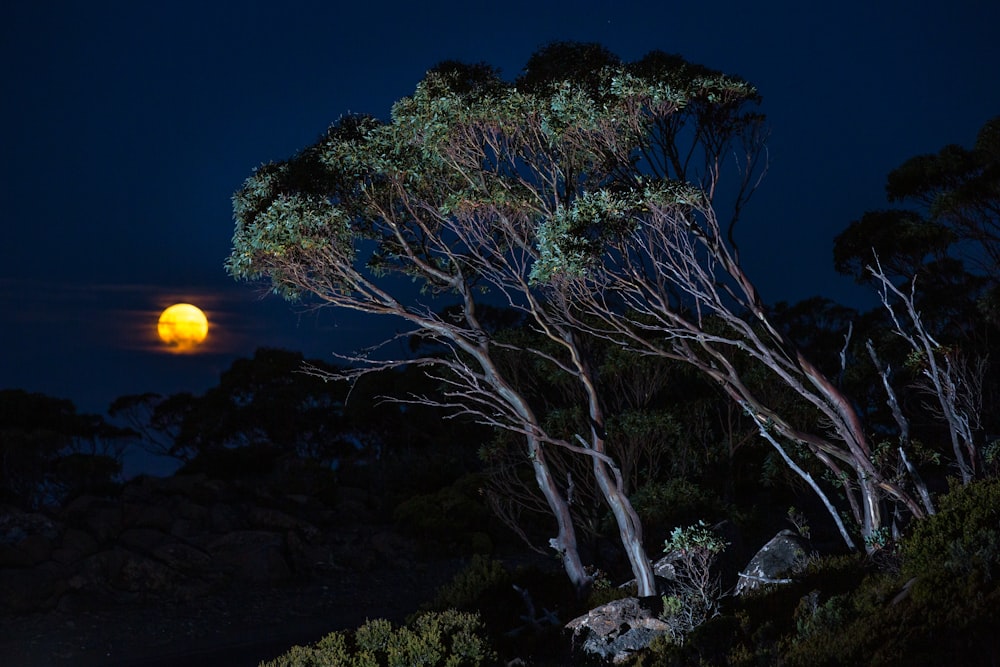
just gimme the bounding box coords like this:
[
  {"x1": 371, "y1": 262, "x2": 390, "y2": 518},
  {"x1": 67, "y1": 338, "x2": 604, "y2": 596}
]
[{"x1": 3, "y1": 0, "x2": 999, "y2": 416}]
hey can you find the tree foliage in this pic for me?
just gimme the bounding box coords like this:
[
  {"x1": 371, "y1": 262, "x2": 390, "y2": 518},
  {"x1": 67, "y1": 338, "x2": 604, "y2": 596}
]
[
  {"x1": 228, "y1": 42, "x2": 763, "y2": 595},
  {"x1": 834, "y1": 114, "x2": 1000, "y2": 324},
  {"x1": 0, "y1": 389, "x2": 130, "y2": 507}
]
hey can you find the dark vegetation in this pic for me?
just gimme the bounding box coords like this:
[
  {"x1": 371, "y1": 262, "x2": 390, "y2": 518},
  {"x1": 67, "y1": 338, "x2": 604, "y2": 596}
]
[{"x1": 3, "y1": 41, "x2": 1000, "y2": 665}]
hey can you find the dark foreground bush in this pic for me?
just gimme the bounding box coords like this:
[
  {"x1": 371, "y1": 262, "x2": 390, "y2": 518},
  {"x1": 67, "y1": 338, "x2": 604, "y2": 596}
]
[
  {"x1": 417, "y1": 554, "x2": 578, "y2": 664},
  {"x1": 259, "y1": 609, "x2": 496, "y2": 667},
  {"x1": 635, "y1": 477, "x2": 1000, "y2": 666}
]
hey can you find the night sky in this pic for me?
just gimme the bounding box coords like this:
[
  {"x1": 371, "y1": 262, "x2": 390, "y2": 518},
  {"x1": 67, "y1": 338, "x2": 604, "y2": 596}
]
[{"x1": 3, "y1": 1, "x2": 999, "y2": 418}]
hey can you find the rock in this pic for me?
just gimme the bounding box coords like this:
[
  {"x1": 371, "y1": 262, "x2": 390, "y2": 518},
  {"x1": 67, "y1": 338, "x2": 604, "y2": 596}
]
[
  {"x1": 16, "y1": 534, "x2": 53, "y2": 564},
  {"x1": 52, "y1": 527, "x2": 99, "y2": 564},
  {"x1": 61, "y1": 494, "x2": 101, "y2": 518},
  {"x1": 617, "y1": 553, "x2": 681, "y2": 596},
  {"x1": 123, "y1": 502, "x2": 174, "y2": 531},
  {"x1": 154, "y1": 474, "x2": 225, "y2": 504},
  {"x1": 370, "y1": 529, "x2": 416, "y2": 566},
  {"x1": 209, "y1": 502, "x2": 243, "y2": 533},
  {"x1": 566, "y1": 596, "x2": 670, "y2": 664},
  {"x1": 248, "y1": 507, "x2": 318, "y2": 540},
  {"x1": 652, "y1": 553, "x2": 680, "y2": 580},
  {"x1": 0, "y1": 508, "x2": 60, "y2": 543},
  {"x1": 735, "y1": 529, "x2": 810, "y2": 596},
  {"x1": 119, "y1": 527, "x2": 170, "y2": 554},
  {"x1": 0, "y1": 510, "x2": 60, "y2": 566},
  {"x1": 152, "y1": 541, "x2": 213, "y2": 574},
  {"x1": 0, "y1": 543, "x2": 34, "y2": 568},
  {"x1": 0, "y1": 472, "x2": 350, "y2": 615},
  {"x1": 0, "y1": 561, "x2": 69, "y2": 612},
  {"x1": 111, "y1": 549, "x2": 189, "y2": 594},
  {"x1": 208, "y1": 530, "x2": 290, "y2": 583},
  {"x1": 171, "y1": 495, "x2": 210, "y2": 522},
  {"x1": 286, "y1": 531, "x2": 335, "y2": 573},
  {"x1": 65, "y1": 500, "x2": 124, "y2": 545}
]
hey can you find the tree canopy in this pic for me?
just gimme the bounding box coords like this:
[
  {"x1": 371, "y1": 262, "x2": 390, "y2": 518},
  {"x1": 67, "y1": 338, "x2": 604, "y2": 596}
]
[{"x1": 228, "y1": 41, "x2": 991, "y2": 574}]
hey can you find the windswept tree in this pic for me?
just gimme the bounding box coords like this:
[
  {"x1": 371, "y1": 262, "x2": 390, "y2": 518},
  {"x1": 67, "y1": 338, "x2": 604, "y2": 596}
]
[
  {"x1": 834, "y1": 117, "x2": 1000, "y2": 486},
  {"x1": 230, "y1": 38, "x2": 772, "y2": 590},
  {"x1": 229, "y1": 76, "x2": 594, "y2": 595},
  {"x1": 364, "y1": 45, "x2": 933, "y2": 548}
]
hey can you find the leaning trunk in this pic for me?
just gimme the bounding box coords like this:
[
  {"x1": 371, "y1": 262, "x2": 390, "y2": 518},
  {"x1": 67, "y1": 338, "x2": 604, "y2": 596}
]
[
  {"x1": 570, "y1": 338, "x2": 658, "y2": 597},
  {"x1": 528, "y1": 435, "x2": 592, "y2": 597},
  {"x1": 592, "y1": 457, "x2": 657, "y2": 596}
]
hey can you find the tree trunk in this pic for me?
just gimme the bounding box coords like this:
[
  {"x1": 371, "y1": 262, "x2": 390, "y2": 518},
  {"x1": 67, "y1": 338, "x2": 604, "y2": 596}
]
[
  {"x1": 528, "y1": 437, "x2": 592, "y2": 597},
  {"x1": 569, "y1": 338, "x2": 658, "y2": 597},
  {"x1": 592, "y1": 458, "x2": 658, "y2": 596}
]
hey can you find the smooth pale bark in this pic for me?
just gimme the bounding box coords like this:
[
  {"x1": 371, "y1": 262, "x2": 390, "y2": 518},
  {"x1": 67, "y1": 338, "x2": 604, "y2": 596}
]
[
  {"x1": 568, "y1": 338, "x2": 657, "y2": 597},
  {"x1": 527, "y1": 435, "x2": 591, "y2": 596}
]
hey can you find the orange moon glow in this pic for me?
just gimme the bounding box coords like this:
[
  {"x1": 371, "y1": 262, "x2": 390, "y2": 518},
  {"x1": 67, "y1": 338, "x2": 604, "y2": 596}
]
[{"x1": 157, "y1": 303, "x2": 209, "y2": 352}]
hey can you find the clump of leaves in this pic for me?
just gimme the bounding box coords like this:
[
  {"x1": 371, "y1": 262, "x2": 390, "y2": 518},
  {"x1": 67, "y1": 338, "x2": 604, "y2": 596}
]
[
  {"x1": 901, "y1": 476, "x2": 1000, "y2": 580},
  {"x1": 420, "y1": 555, "x2": 513, "y2": 614},
  {"x1": 393, "y1": 474, "x2": 492, "y2": 554},
  {"x1": 779, "y1": 477, "x2": 1000, "y2": 666},
  {"x1": 630, "y1": 478, "x2": 725, "y2": 535},
  {"x1": 585, "y1": 566, "x2": 632, "y2": 608},
  {"x1": 659, "y1": 521, "x2": 728, "y2": 643},
  {"x1": 259, "y1": 610, "x2": 496, "y2": 667}
]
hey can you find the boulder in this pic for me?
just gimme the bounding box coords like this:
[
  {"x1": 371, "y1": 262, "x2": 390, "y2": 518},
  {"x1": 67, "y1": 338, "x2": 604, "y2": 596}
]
[
  {"x1": 153, "y1": 474, "x2": 225, "y2": 504},
  {"x1": 52, "y1": 527, "x2": 99, "y2": 564},
  {"x1": 0, "y1": 561, "x2": 69, "y2": 612},
  {"x1": 566, "y1": 596, "x2": 670, "y2": 664},
  {"x1": 16, "y1": 534, "x2": 53, "y2": 564},
  {"x1": 735, "y1": 529, "x2": 810, "y2": 596},
  {"x1": 0, "y1": 472, "x2": 353, "y2": 614},
  {"x1": 110, "y1": 549, "x2": 189, "y2": 594},
  {"x1": 123, "y1": 502, "x2": 174, "y2": 531},
  {"x1": 0, "y1": 507, "x2": 60, "y2": 544},
  {"x1": 209, "y1": 502, "x2": 243, "y2": 533},
  {"x1": 0, "y1": 543, "x2": 34, "y2": 568},
  {"x1": 64, "y1": 500, "x2": 124, "y2": 545},
  {"x1": 208, "y1": 530, "x2": 291, "y2": 583},
  {"x1": 152, "y1": 541, "x2": 213, "y2": 574},
  {"x1": 119, "y1": 527, "x2": 170, "y2": 554},
  {"x1": 248, "y1": 507, "x2": 319, "y2": 540}
]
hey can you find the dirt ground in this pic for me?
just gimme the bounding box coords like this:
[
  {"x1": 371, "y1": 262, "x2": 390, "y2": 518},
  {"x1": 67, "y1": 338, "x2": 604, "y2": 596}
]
[{"x1": 0, "y1": 560, "x2": 464, "y2": 667}]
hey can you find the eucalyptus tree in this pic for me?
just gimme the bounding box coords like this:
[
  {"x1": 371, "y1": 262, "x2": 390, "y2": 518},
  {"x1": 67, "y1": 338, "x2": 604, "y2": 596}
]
[
  {"x1": 382, "y1": 45, "x2": 931, "y2": 547},
  {"x1": 229, "y1": 43, "x2": 767, "y2": 595},
  {"x1": 834, "y1": 116, "x2": 1000, "y2": 486},
  {"x1": 227, "y1": 84, "x2": 595, "y2": 595}
]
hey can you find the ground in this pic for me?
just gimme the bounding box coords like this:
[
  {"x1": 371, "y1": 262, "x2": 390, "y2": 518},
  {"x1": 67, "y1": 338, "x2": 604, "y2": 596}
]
[{"x1": 0, "y1": 559, "x2": 464, "y2": 667}]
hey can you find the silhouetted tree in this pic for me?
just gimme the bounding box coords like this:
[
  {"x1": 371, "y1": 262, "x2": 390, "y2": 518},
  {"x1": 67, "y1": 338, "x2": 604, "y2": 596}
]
[
  {"x1": 834, "y1": 114, "x2": 1000, "y2": 324},
  {"x1": 0, "y1": 389, "x2": 130, "y2": 507}
]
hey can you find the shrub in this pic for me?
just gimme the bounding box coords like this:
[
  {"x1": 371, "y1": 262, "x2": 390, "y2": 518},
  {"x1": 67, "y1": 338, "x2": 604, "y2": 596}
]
[
  {"x1": 901, "y1": 476, "x2": 1000, "y2": 581},
  {"x1": 779, "y1": 477, "x2": 1000, "y2": 666},
  {"x1": 259, "y1": 610, "x2": 496, "y2": 667},
  {"x1": 421, "y1": 555, "x2": 513, "y2": 613},
  {"x1": 630, "y1": 479, "x2": 724, "y2": 532},
  {"x1": 393, "y1": 474, "x2": 492, "y2": 554},
  {"x1": 659, "y1": 521, "x2": 728, "y2": 643}
]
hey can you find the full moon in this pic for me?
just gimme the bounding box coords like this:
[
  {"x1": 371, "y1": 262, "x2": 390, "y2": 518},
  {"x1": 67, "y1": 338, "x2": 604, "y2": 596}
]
[{"x1": 157, "y1": 303, "x2": 209, "y2": 352}]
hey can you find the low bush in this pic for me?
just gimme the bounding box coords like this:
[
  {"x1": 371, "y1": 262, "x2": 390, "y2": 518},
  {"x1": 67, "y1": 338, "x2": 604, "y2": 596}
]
[
  {"x1": 393, "y1": 473, "x2": 493, "y2": 554},
  {"x1": 259, "y1": 609, "x2": 496, "y2": 667},
  {"x1": 420, "y1": 555, "x2": 513, "y2": 614},
  {"x1": 630, "y1": 479, "x2": 726, "y2": 535}
]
